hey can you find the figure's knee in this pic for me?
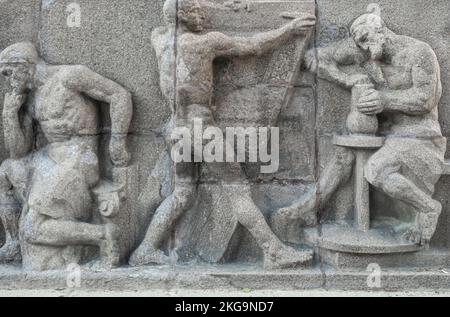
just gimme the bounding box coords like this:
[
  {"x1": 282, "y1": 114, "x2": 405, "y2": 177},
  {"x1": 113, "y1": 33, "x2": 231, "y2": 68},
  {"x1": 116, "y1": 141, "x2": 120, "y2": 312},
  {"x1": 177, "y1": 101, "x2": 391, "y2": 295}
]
[
  {"x1": 173, "y1": 183, "x2": 197, "y2": 212},
  {"x1": 364, "y1": 158, "x2": 388, "y2": 189},
  {"x1": 335, "y1": 147, "x2": 356, "y2": 168}
]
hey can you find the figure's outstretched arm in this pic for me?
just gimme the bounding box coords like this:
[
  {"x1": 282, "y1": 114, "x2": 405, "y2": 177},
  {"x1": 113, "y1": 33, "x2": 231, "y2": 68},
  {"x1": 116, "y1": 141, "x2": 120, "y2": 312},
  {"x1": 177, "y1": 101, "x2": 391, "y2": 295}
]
[
  {"x1": 64, "y1": 65, "x2": 133, "y2": 166},
  {"x1": 305, "y1": 38, "x2": 366, "y2": 89},
  {"x1": 211, "y1": 14, "x2": 315, "y2": 58},
  {"x1": 2, "y1": 93, "x2": 33, "y2": 159}
]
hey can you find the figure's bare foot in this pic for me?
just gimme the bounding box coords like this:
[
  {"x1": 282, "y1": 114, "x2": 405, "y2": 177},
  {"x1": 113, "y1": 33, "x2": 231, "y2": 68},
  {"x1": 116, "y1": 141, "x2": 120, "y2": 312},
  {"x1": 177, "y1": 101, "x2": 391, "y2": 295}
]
[
  {"x1": 404, "y1": 200, "x2": 442, "y2": 246},
  {"x1": 129, "y1": 244, "x2": 170, "y2": 267},
  {"x1": 0, "y1": 240, "x2": 21, "y2": 264},
  {"x1": 418, "y1": 210, "x2": 441, "y2": 245},
  {"x1": 97, "y1": 224, "x2": 120, "y2": 269},
  {"x1": 271, "y1": 188, "x2": 318, "y2": 233},
  {"x1": 400, "y1": 226, "x2": 422, "y2": 245},
  {"x1": 263, "y1": 243, "x2": 313, "y2": 270},
  {"x1": 86, "y1": 258, "x2": 116, "y2": 272}
]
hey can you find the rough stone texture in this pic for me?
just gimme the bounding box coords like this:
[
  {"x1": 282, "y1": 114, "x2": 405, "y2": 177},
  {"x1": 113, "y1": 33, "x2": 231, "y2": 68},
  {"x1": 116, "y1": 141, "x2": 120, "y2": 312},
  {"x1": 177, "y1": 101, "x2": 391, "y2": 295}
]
[
  {"x1": 0, "y1": 40, "x2": 134, "y2": 270},
  {"x1": 0, "y1": 0, "x2": 449, "y2": 291},
  {"x1": 0, "y1": 264, "x2": 449, "y2": 292},
  {"x1": 315, "y1": 0, "x2": 450, "y2": 252},
  {"x1": 0, "y1": 0, "x2": 40, "y2": 163}
]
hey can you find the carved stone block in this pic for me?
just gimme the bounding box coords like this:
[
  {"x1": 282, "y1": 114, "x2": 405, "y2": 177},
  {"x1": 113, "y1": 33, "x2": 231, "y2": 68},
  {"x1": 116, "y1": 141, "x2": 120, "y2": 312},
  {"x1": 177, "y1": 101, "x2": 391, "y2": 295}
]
[{"x1": 0, "y1": 0, "x2": 449, "y2": 293}]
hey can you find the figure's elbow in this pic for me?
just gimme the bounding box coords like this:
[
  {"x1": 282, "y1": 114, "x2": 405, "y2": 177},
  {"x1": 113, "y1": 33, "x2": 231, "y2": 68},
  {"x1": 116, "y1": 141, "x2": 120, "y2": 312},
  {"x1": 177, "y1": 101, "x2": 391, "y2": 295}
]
[
  {"x1": 121, "y1": 89, "x2": 132, "y2": 103},
  {"x1": 408, "y1": 92, "x2": 435, "y2": 115},
  {"x1": 114, "y1": 88, "x2": 132, "y2": 106}
]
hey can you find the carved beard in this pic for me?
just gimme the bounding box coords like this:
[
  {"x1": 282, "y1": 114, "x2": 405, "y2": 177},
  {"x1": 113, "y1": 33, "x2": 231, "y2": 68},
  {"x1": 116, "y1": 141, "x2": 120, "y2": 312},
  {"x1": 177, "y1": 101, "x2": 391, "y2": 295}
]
[{"x1": 368, "y1": 44, "x2": 383, "y2": 61}]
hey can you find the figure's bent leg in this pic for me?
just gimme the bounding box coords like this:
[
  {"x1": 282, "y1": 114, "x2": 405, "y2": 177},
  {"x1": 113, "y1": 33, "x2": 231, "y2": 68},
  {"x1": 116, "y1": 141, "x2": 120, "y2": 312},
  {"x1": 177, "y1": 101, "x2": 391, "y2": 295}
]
[
  {"x1": 24, "y1": 212, "x2": 120, "y2": 269},
  {"x1": 129, "y1": 163, "x2": 198, "y2": 266},
  {"x1": 229, "y1": 179, "x2": 313, "y2": 269},
  {"x1": 0, "y1": 160, "x2": 21, "y2": 263},
  {"x1": 365, "y1": 158, "x2": 441, "y2": 245},
  {"x1": 272, "y1": 146, "x2": 355, "y2": 228}
]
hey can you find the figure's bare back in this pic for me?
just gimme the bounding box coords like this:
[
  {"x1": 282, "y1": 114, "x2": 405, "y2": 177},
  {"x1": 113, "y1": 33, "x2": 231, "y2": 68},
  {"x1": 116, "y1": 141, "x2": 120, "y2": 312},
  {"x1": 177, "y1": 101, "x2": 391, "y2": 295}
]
[{"x1": 33, "y1": 69, "x2": 99, "y2": 142}]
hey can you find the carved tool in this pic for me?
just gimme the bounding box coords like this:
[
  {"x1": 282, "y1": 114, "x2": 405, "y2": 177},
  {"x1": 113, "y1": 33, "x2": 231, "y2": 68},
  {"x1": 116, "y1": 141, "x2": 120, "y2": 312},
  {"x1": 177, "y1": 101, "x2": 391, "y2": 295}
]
[{"x1": 276, "y1": 12, "x2": 315, "y2": 125}]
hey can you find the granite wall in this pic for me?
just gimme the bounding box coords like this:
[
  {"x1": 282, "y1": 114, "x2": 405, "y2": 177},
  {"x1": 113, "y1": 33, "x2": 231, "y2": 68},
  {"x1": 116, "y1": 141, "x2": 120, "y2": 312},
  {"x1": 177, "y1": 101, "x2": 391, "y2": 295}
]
[{"x1": 0, "y1": 0, "x2": 449, "y2": 263}]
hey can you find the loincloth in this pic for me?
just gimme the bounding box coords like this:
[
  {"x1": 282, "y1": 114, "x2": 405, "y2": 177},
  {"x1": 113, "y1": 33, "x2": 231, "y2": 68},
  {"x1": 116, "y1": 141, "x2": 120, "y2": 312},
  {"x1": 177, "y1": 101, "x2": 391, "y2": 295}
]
[{"x1": 4, "y1": 139, "x2": 99, "y2": 221}]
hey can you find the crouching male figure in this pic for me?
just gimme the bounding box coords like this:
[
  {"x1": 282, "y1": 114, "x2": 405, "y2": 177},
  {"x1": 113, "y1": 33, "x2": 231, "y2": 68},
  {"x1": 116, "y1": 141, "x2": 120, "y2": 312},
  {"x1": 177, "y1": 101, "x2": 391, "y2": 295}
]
[{"x1": 0, "y1": 42, "x2": 133, "y2": 270}]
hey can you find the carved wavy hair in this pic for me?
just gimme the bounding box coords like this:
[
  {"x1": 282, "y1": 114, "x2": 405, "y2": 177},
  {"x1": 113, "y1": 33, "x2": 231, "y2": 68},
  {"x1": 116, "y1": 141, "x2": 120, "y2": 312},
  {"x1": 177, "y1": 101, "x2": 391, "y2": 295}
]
[
  {"x1": 0, "y1": 42, "x2": 40, "y2": 65},
  {"x1": 350, "y1": 4, "x2": 386, "y2": 35}
]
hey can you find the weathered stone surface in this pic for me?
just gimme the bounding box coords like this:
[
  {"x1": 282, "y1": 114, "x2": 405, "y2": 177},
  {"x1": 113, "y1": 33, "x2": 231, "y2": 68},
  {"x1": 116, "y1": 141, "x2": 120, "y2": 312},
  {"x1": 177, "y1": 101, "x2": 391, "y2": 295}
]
[
  {"x1": 0, "y1": 0, "x2": 40, "y2": 163},
  {"x1": 305, "y1": 0, "x2": 449, "y2": 254},
  {"x1": 1, "y1": 264, "x2": 449, "y2": 292},
  {"x1": 0, "y1": 0, "x2": 449, "y2": 293},
  {"x1": 319, "y1": 249, "x2": 450, "y2": 270},
  {"x1": 130, "y1": 0, "x2": 316, "y2": 270},
  {"x1": 0, "y1": 41, "x2": 133, "y2": 271},
  {"x1": 40, "y1": 0, "x2": 167, "y2": 134}
]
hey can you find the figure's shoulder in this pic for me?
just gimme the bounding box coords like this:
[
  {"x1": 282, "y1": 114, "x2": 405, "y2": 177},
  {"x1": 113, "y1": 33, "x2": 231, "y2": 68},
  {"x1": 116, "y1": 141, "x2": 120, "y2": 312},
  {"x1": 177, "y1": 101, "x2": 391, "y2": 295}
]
[
  {"x1": 58, "y1": 65, "x2": 90, "y2": 78},
  {"x1": 398, "y1": 36, "x2": 433, "y2": 55},
  {"x1": 177, "y1": 32, "x2": 223, "y2": 54},
  {"x1": 151, "y1": 26, "x2": 169, "y2": 42},
  {"x1": 400, "y1": 36, "x2": 438, "y2": 64},
  {"x1": 152, "y1": 26, "x2": 166, "y2": 35},
  {"x1": 57, "y1": 65, "x2": 96, "y2": 88},
  {"x1": 180, "y1": 31, "x2": 227, "y2": 44}
]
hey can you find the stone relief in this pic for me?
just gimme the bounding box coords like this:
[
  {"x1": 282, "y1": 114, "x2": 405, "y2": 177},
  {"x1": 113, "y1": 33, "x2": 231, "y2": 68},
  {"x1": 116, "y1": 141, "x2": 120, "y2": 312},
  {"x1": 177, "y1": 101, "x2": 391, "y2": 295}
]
[
  {"x1": 274, "y1": 4, "x2": 446, "y2": 255},
  {"x1": 0, "y1": 0, "x2": 448, "y2": 282},
  {"x1": 129, "y1": 0, "x2": 316, "y2": 270},
  {"x1": 0, "y1": 42, "x2": 133, "y2": 271}
]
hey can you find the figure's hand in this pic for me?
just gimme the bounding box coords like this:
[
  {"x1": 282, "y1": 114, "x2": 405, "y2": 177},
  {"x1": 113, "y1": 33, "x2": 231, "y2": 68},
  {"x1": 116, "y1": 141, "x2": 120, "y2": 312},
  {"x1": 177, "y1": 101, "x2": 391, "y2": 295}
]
[
  {"x1": 287, "y1": 14, "x2": 316, "y2": 35},
  {"x1": 110, "y1": 135, "x2": 130, "y2": 167},
  {"x1": 3, "y1": 92, "x2": 26, "y2": 114},
  {"x1": 357, "y1": 88, "x2": 385, "y2": 115},
  {"x1": 303, "y1": 49, "x2": 318, "y2": 73}
]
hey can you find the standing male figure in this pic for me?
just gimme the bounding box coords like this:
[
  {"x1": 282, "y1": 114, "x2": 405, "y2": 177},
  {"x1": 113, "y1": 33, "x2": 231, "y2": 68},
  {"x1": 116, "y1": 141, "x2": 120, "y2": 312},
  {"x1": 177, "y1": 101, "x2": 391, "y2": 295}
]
[
  {"x1": 130, "y1": 0, "x2": 316, "y2": 268},
  {"x1": 273, "y1": 7, "x2": 445, "y2": 245},
  {"x1": 0, "y1": 42, "x2": 133, "y2": 270}
]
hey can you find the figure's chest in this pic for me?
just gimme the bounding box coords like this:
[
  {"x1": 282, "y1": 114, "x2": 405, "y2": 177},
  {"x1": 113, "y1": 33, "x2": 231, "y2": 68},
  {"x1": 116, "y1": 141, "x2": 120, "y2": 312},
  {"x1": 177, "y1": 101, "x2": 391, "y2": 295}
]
[
  {"x1": 381, "y1": 55, "x2": 413, "y2": 89},
  {"x1": 177, "y1": 36, "x2": 212, "y2": 78},
  {"x1": 34, "y1": 82, "x2": 79, "y2": 121}
]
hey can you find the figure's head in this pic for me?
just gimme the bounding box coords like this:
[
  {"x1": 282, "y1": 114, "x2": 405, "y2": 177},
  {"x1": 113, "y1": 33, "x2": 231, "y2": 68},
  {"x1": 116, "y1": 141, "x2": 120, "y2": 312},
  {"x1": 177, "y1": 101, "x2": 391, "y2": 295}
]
[
  {"x1": 0, "y1": 42, "x2": 39, "y2": 93},
  {"x1": 350, "y1": 4, "x2": 387, "y2": 60},
  {"x1": 163, "y1": 0, "x2": 206, "y2": 32}
]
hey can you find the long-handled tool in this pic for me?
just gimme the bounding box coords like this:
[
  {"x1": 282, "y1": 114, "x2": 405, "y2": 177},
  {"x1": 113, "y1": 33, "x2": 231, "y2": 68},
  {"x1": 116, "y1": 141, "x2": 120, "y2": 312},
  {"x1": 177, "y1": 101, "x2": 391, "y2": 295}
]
[{"x1": 276, "y1": 12, "x2": 315, "y2": 125}]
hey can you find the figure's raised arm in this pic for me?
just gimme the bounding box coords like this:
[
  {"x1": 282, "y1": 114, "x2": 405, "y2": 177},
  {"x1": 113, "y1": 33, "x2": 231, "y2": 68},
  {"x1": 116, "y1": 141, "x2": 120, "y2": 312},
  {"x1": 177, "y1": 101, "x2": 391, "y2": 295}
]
[
  {"x1": 306, "y1": 38, "x2": 366, "y2": 89},
  {"x1": 211, "y1": 14, "x2": 315, "y2": 58},
  {"x1": 2, "y1": 93, "x2": 33, "y2": 159},
  {"x1": 64, "y1": 65, "x2": 133, "y2": 166}
]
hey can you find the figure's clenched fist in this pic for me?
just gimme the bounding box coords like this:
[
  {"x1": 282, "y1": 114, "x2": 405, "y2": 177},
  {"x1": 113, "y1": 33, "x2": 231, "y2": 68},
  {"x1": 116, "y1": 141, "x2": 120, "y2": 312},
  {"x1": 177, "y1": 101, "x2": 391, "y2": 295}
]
[
  {"x1": 110, "y1": 135, "x2": 130, "y2": 167},
  {"x1": 287, "y1": 14, "x2": 316, "y2": 35}
]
